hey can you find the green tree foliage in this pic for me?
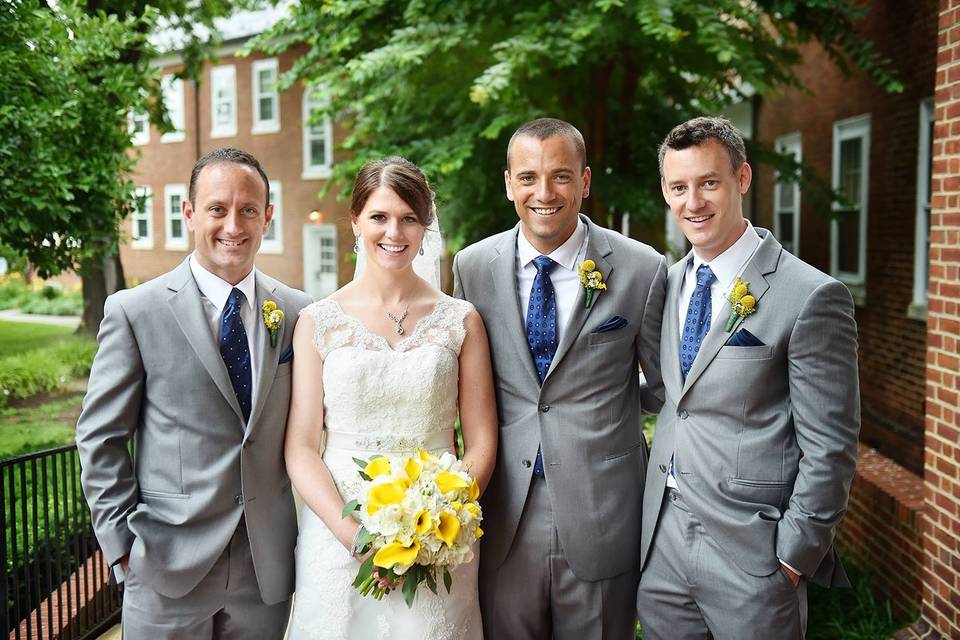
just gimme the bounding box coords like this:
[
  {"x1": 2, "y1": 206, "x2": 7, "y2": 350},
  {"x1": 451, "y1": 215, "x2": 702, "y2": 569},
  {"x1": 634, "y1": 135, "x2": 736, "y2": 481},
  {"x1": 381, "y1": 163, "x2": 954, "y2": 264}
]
[{"x1": 252, "y1": 0, "x2": 900, "y2": 247}]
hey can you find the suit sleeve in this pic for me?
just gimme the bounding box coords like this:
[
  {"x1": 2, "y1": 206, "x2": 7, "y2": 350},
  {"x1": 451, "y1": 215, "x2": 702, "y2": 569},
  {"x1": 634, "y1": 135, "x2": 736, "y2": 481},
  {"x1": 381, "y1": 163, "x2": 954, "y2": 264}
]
[
  {"x1": 452, "y1": 251, "x2": 467, "y2": 300},
  {"x1": 776, "y1": 279, "x2": 860, "y2": 575},
  {"x1": 636, "y1": 255, "x2": 667, "y2": 414},
  {"x1": 75, "y1": 294, "x2": 144, "y2": 566}
]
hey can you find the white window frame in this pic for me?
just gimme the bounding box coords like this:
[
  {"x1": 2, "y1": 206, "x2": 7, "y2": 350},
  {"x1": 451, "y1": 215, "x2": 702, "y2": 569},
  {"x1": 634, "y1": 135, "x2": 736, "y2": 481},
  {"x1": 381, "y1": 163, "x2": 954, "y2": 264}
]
[
  {"x1": 210, "y1": 65, "x2": 237, "y2": 138},
  {"x1": 773, "y1": 132, "x2": 802, "y2": 255},
  {"x1": 252, "y1": 58, "x2": 280, "y2": 134},
  {"x1": 302, "y1": 88, "x2": 334, "y2": 179},
  {"x1": 260, "y1": 180, "x2": 283, "y2": 254},
  {"x1": 160, "y1": 75, "x2": 186, "y2": 143},
  {"x1": 910, "y1": 99, "x2": 935, "y2": 320},
  {"x1": 128, "y1": 110, "x2": 149, "y2": 145},
  {"x1": 131, "y1": 186, "x2": 154, "y2": 250},
  {"x1": 830, "y1": 114, "x2": 871, "y2": 303},
  {"x1": 164, "y1": 184, "x2": 188, "y2": 251}
]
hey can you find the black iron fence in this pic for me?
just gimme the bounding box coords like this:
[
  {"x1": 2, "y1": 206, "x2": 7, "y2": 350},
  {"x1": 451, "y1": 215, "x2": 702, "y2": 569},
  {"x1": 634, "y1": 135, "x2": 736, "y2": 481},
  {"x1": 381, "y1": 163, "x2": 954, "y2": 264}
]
[{"x1": 2, "y1": 445, "x2": 121, "y2": 639}]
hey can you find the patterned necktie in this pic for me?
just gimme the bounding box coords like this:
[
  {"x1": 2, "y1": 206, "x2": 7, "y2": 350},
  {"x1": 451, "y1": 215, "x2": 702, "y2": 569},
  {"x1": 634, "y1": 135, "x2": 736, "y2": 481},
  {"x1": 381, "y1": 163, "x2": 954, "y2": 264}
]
[
  {"x1": 220, "y1": 288, "x2": 252, "y2": 422},
  {"x1": 679, "y1": 264, "x2": 716, "y2": 380},
  {"x1": 526, "y1": 256, "x2": 557, "y2": 478}
]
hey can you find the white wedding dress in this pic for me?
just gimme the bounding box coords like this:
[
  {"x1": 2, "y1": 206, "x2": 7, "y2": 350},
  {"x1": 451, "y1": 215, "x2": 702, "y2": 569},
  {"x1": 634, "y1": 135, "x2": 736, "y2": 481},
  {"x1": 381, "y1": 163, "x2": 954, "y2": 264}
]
[{"x1": 287, "y1": 296, "x2": 483, "y2": 640}]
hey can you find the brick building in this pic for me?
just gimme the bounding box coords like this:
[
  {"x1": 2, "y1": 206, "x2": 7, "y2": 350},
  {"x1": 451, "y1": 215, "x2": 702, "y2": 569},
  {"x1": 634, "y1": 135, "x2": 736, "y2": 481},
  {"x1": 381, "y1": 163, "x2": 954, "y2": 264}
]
[{"x1": 123, "y1": 35, "x2": 353, "y2": 299}]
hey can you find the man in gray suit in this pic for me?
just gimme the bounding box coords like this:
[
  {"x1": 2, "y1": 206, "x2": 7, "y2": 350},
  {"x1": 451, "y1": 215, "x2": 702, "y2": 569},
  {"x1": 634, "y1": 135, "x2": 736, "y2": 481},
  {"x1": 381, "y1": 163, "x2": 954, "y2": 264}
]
[
  {"x1": 637, "y1": 117, "x2": 860, "y2": 639},
  {"x1": 453, "y1": 118, "x2": 666, "y2": 639},
  {"x1": 77, "y1": 148, "x2": 312, "y2": 638}
]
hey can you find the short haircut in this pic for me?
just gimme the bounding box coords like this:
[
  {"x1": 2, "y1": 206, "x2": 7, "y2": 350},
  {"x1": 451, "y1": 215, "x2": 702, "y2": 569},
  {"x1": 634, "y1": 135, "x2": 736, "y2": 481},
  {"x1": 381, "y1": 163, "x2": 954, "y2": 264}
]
[
  {"x1": 349, "y1": 156, "x2": 435, "y2": 227},
  {"x1": 188, "y1": 147, "x2": 270, "y2": 207},
  {"x1": 507, "y1": 117, "x2": 587, "y2": 171},
  {"x1": 658, "y1": 117, "x2": 747, "y2": 176}
]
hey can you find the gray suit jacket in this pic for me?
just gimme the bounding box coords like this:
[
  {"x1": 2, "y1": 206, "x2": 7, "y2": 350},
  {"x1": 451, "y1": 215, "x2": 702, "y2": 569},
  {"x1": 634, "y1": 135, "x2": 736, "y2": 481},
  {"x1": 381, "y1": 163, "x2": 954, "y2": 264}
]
[
  {"x1": 76, "y1": 259, "x2": 312, "y2": 602},
  {"x1": 453, "y1": 216, "x2": 667, "y2": 581},
  {"x1": 640, "y1": 228, "x2": 859, "y2": 587}
]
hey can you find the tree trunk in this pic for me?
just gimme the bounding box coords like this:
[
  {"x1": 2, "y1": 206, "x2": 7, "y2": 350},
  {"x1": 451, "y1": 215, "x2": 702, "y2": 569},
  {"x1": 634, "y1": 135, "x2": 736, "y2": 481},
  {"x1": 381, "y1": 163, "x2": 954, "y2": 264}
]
[{"x1": 79, "y1": 252, "x2": 125, "y2": 336}]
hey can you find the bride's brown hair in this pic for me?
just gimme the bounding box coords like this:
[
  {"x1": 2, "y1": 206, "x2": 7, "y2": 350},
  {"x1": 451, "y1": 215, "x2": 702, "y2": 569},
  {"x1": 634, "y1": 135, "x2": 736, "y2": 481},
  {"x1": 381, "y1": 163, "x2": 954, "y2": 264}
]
[{"x1": 349, "y1": 156, "x2": 435, "y2": 227}]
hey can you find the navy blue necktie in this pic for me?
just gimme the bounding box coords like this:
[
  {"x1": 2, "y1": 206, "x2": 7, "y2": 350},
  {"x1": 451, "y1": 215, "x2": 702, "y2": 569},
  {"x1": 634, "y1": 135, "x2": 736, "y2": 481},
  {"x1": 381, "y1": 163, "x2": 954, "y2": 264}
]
[
  {"x1": 526, "y1": 256, "x2": 557, "y2": 478},
  {"x1": 679, "y1": 264, "x2": 716, "y2": 380},
  {"x1": 220, "y1": 288, "x2": 252, "y2": 422}
]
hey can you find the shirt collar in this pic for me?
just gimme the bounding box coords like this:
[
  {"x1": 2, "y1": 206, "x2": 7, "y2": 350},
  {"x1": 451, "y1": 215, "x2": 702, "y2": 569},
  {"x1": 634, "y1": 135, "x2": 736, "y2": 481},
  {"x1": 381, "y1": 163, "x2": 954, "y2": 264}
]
[
  {"x1": 189, "y1": 254, "x2": 257, "y2": 313},
  {"x1": 689, "y1": 219, "x2": 761, "y2": 289},
  {"x1": 517, "y1": 219, "x2": 587, "y2": 271}
]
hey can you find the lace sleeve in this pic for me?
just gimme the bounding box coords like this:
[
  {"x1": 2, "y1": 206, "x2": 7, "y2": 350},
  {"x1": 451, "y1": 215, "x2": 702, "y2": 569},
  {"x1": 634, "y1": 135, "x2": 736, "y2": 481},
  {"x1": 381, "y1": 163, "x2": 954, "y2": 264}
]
[
  {"x1": 300, "y1": 299, "x2": 355, "y2": 360},
  {"x1": 413, "y1": 296, "x2": 475, "y2": 356}
]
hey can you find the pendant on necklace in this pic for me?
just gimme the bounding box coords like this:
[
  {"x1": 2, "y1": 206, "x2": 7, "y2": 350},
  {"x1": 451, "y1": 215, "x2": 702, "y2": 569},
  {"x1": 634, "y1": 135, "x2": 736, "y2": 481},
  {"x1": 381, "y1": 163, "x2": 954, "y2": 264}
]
[{"x1": 386, "y1": 308, "x2": 408, "y2": 335}]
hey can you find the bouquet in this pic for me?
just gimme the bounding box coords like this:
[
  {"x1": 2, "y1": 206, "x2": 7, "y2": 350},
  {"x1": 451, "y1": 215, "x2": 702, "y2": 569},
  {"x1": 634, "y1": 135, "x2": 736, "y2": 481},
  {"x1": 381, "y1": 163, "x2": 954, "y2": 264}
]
[{"x1": 342, "y1": 449, "x2": 484, "y2": 607}]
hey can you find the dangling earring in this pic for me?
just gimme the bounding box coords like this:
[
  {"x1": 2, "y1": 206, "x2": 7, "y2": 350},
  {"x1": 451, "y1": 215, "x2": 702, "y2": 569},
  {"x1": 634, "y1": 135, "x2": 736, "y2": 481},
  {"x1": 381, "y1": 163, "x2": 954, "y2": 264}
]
[
  {"x1": 419, "y1": 242, "x2": 425, "y2": 256},
  {"x1": 353, "y1": 235, "x2": 360, "y2": 254}
]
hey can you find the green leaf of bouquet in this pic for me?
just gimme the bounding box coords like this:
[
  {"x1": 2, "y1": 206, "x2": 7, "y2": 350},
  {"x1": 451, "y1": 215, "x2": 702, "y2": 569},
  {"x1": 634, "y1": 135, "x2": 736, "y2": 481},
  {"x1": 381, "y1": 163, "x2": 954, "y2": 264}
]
[
  {"x1": 443, "y1": 568, "x2": 452, "y2": 594},
  {"x1": 425, "y1": 568, "x2": 438, "y2": 594},
  {"x1": 352, "y1": 456, "x2": 370, "y2": 469},
  {"x1": 352, "y1": 554, "x2": 374, "y2": 589},
  {"x1": 341, "y1": 499, "x2": 360, "y2": 518},
  {"x1": 358, "y1": 471, "x2": 372, "y2": 482},
  {"x1": 402, "y1": 567, "x2": 419, "y2": 608}
]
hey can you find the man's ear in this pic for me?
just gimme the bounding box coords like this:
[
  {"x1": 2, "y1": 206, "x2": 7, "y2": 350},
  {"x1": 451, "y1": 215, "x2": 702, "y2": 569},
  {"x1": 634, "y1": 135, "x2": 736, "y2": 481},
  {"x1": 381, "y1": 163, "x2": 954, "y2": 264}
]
[
  {"x1": 504, "y1": 169, "x2": 514, "y2": 202},
  {"x1": 262, "y1": 203, "x2": 274, "y2": 235},
  {"x1": 581, "y1": 166, "x2": 592, "y2": 199},
  {"x1": 738, "y1": 162, "x2": 753, "y2": 195},
  {"x1": 183, "y1": 198, "x2": 195, "y2": 231}
]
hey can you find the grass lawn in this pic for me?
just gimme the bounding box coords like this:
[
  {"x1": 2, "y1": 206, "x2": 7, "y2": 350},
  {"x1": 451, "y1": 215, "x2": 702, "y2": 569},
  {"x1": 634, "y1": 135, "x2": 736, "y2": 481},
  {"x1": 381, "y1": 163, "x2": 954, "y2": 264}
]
[
  {"x1": 0, "y1": 393, "x2": 83, "y2": 459},
  {"x1": 0, "y1": 319, "x2": 75, "y2": 357}
]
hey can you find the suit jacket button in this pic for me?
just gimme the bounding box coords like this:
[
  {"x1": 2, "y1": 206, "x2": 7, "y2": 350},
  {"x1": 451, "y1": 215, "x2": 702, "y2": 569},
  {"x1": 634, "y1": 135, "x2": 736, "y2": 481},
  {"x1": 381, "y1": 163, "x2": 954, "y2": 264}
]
[
  {"x1": 522, "y1": 459, "x2": 532, "y2": 468},
  {"x1": 234, "y1": 494, "x2": 244, "y2": 505},
  {"x1": 679, "y1": 410, "x2": 689, "y2": 420},
  {"x1": 659, "y1": 464, "x2": 667, "y2": 473},
  {"x1": 539, "y1": 404, "x2": 551, "y2": 413}
]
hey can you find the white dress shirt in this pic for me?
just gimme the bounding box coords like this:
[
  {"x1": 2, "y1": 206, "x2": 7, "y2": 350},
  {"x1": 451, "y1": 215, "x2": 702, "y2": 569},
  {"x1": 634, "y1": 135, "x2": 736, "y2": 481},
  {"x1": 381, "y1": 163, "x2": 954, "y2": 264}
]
[
  {"x1": 517, "y1": 220, "x2": 589, "y2": 343},
  {"x1": 189, "y1": 255, "x2": 263, "y2": 396}
]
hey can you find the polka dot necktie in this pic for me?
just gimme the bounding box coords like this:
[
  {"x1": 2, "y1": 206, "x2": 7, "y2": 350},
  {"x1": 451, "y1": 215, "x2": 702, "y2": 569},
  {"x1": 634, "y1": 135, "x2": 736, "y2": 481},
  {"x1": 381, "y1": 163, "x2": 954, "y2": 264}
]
[
  {"x1": 526, "y1": 255, "x2": 557, "y2": 478},
  {"x1": 679, "y1": 264, "x2": 716, "y2": 380},
  {"x1": 220, "y1": 288, "x2": 252, "y2": 422}
]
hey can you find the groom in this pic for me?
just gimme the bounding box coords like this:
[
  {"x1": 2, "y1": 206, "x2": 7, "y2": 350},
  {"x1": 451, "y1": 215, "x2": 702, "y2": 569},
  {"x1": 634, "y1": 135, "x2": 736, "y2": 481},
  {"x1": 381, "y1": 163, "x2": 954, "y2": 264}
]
[
  {"x1": 454, "y1": 117, "x2": 666, "y2": 638},
  {"x1": 637, "y1": 117, "x2": 860, "y2": 639},
  {"x1": 76, "y1": 148, "x2": 312, "y2": 638}
]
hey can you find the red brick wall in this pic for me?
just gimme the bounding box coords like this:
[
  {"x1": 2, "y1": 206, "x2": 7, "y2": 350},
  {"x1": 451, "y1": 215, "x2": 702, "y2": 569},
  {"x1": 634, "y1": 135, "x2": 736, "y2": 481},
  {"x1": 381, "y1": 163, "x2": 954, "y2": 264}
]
[
  {"x1": 120, "y1": 44, "x2": 353, "y2": 291},
  {"x1": 753, "y1": 1, "x2": 938, "y2": 474},
  {"x1": 837, "y1": 445, "x2": 927, "y2": 618},
  {"x1": 920, "y1": 1, "x2": 960, "y2": 635}
]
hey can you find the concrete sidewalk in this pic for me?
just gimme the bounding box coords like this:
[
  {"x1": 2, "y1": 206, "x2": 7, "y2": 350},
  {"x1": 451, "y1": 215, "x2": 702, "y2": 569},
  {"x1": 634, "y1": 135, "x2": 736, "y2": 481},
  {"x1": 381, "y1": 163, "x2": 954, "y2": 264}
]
[{"x1": 0, "y1": 308, "x2": 80, "y2": 328}]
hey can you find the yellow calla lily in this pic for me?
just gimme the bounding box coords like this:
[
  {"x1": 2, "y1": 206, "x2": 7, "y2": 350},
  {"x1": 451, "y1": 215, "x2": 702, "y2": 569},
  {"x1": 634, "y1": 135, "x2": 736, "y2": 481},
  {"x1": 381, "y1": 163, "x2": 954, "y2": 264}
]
[
  {"x1": 417, "y1": 449, "x2": 438, "y2": 463},
  {"x1": 436, "y1": 471, "x2": 469, "y2": 494},
  {"x1": 581, "y1": 259, "x2": 596, "y2": 272},
  {"x1": 475, "y1": 527, "x2": 484, "y2": 539},
  {"x1": 450, "y1": 501, "x2": 463, "y2": 511},
  {"x1": 364, "y1": 457, "x2": 391, "y2": 479},
  {"x1": 366, "y1": 481, "x2": 406, "y2": 514},
  {"x1": 464, "y1": 502, "x2": 481, "y2": 518},
  {"x1": 436, "y1": 511, "x2": 461, "y2": 546},
  {"x1": 468, "y1": 478, "x2": 480, "y2": 501},
  {"x1": 403, "y1": 458, "x2": 423, "y2": 484},
  {"x1": 415, "y1": 510, "x2": 433, "y2": 535},
  {"x1": 373, "y1": 540, "x2": 421, "y2": 569}
]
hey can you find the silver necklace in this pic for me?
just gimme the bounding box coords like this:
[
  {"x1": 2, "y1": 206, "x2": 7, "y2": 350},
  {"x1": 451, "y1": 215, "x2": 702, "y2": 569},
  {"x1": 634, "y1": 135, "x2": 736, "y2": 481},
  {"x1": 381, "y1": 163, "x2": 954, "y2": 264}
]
[{"x1": 386, "y1": 308, "x2": 409, "y2": 335}]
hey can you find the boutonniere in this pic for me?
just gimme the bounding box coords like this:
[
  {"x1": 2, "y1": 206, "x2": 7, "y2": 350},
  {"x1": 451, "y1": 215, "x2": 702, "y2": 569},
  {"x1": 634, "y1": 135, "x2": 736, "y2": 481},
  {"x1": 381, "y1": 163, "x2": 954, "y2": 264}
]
[
  {"x1": 577, "y1": 259, "x2": 607, "y2": 308},
  {"x1": 262, "y1": 301, "x2": 284, "y2": 348},
  {"x1": 725, "y1": 277, "x2": 757, "y2": 331}
]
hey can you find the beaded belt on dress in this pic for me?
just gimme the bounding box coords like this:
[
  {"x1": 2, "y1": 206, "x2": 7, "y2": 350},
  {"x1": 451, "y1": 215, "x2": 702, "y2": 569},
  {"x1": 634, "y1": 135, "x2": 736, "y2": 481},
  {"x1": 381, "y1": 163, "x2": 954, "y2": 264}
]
[{"x1": 324, "y1": 429, "x2": 455, "y2": 453}]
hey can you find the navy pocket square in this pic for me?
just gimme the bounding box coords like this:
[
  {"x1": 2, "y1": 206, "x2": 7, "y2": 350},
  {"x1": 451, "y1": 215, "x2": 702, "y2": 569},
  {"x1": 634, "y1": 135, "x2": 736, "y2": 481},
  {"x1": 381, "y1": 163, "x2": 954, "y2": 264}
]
[
  {"x1": 727, "y1": 328, "x2": 765, "y2": 347},
  {"x1": 278, "y1": 344, "x2": 294, "y2": 364},
  {"x1": 595, "y1": 315, "x2": 628, "y2": 333}
]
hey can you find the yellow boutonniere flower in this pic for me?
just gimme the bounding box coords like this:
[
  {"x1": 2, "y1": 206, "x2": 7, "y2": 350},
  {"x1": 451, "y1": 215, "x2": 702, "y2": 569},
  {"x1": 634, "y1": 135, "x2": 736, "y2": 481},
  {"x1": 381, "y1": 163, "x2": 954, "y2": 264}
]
[
  {"x1": 261, "y1": 300, "x2": 284, "y2": 348},
  {"x1": 725, "y1": 277, "x2": 757, "y2": 331},
  {"x1": 577, "y1": 259, "x2": 607, "y2": 308}
]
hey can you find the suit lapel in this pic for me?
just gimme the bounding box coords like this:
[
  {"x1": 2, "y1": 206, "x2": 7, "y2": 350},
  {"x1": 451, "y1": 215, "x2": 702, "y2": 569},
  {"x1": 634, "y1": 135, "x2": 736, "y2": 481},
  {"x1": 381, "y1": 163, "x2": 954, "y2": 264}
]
[
  {"x1": 680, "y1": 230, "x2": 779, "y2": 398},
  {"x1": 662, "y1": 257, "x2": 687, "y2": 400},
  {"x1": 489, "y1": 226, "x2": 541, "y2": 386},
  {"x1": 166, "y1": 260, "x2": 245, "y2": 423},
  {"x1": 546, "y1": 218, "x2": 610, "y2": 380},
  {"x1": 247, "y1": 275, "x2": 284, "y2": 434}
]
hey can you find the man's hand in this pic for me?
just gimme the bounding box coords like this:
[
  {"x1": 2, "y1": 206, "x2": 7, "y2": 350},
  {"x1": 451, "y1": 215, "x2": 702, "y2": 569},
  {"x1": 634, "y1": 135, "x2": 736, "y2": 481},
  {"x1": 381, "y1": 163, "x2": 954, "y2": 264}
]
[{"x1": 780, "y1": 563, "x2": 800, "y2": 588}]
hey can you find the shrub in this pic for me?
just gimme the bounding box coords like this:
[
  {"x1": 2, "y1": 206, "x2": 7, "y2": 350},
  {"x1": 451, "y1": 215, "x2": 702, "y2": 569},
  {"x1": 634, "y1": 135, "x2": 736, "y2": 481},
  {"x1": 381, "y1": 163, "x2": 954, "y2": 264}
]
[
  {"x1": 0, "y1": 275, "x2": 82, "y2": 316},
  {"x1": 0, "y1": 338, "x2": 97, "y2": 407}
]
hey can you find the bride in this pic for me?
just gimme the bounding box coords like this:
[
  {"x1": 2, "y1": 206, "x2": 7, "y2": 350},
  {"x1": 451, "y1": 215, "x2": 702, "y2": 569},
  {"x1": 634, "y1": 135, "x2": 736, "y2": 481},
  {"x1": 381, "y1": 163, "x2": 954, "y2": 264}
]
[{"x1": 284, "y1": 157, "x2": 497, "y2": 639}]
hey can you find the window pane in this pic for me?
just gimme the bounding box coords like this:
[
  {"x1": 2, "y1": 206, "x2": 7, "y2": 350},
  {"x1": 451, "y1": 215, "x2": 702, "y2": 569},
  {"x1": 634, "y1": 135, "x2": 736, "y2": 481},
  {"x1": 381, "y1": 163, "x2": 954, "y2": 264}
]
[
  {"x1": 258, "y1": 69, "x2": 275, "y2": 93},
  {"x1": 778, "y1": 213, "x2": 794, "y2": 246},
  {"x1": 260, "y1": 97, "x2": 273, "y2": 121},
  {"x1": 777, "y1": 183, "x2": 794, "y2": 210},
  {"x1": 837, "y1": 209, "x2": 860, "y2": 273},
  {"x1": 839, "y1": 138, "x2": 862, "y2": 204},
  {"x1": 171, "y1": 219, "x2": 182, "y2": 238},
  {"x1": 311, "y1": 138, "x2": 326, "y2": 166},
  {"x1": 137, "y1": 219, "x2": 148, "y2": 239}
]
